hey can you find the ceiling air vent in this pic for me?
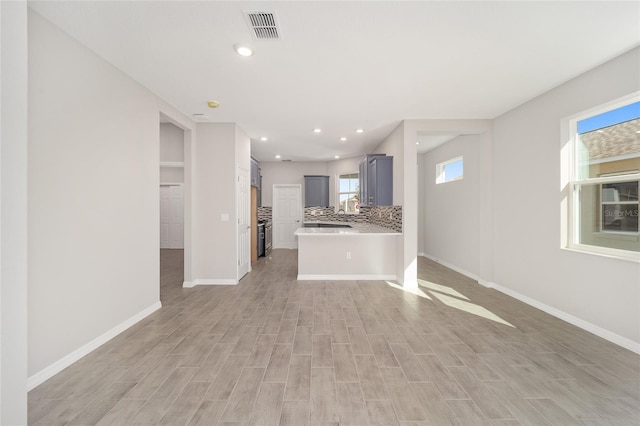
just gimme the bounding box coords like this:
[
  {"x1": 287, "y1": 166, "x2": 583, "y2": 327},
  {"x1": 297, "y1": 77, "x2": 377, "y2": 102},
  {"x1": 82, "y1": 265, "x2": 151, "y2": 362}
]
[{"x1": 244, "y1": 11, "x2": 280, "y2": 40}]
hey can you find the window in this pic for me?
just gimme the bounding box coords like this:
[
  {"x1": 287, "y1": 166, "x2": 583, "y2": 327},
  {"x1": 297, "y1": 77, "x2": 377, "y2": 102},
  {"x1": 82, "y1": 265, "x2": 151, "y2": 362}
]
[
  {"x1": 566, "y1": 97, "x2": 640, "y2": 259},
  {"x1": 436, "y1": 156, "x2": 463, "y2": 184},
  {"x1": 338, "y1": 173, "x2": 359, "y2": 213}
]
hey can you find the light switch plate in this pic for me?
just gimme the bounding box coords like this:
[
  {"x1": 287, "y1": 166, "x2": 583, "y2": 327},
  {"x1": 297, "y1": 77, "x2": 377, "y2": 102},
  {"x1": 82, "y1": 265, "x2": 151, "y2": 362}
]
[{"x1": 221, "y1": 213, "x2": 229, "y2": 221}]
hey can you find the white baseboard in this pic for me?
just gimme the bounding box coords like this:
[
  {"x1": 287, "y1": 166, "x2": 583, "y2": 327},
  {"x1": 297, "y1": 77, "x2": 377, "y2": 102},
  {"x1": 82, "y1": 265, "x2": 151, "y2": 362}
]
[
  {"x1": 421, "y1": 253, "x2": 479, "y2": 281},
  {"x1": 27, "y1": 301, "x2": 162, "y2": 391},
  {"x1": 297, "y1": 274, "x2": 397, "y2": 281},
  {"x1": 478, "y1": 279, "x2": 640, "y2": 354},
  {"x1": 183, "y1": 278, "x2": 238, "y2": 288},
  {"x1": 424, "y1": 254, "x2": 640, "y2": 354}
]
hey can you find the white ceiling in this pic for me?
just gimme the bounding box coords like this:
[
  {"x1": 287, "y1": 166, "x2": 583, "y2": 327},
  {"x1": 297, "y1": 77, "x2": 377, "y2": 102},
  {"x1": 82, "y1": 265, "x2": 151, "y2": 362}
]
[{"x1": 30, "y1": 1, "x2": 640, "y2": 162}]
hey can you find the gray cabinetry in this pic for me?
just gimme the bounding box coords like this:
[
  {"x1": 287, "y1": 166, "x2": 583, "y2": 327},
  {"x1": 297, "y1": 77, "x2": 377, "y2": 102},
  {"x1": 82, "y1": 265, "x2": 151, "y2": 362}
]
[
  {"x1": 359, "y1": 154, "x2": 392, "y2": 206},
  {"x1": 369, "y1": 155, "x2": 393, "y2": 206},
  {"x1": 304, "y1": 175, "x2": 330, "y2": 207},
  {"x1": 250, "y1": 157, "x2": 260, "y2": 189},
  {"x1": 250, "y1": 156, "x2": 262, "y2": 206}
]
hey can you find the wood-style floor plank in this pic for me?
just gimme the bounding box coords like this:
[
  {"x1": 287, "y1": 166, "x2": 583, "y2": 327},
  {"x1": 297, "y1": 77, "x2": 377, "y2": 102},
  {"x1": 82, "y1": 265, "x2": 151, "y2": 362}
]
[{"x1": 27, "y1": 250, "x2": 640, "y2": 426}]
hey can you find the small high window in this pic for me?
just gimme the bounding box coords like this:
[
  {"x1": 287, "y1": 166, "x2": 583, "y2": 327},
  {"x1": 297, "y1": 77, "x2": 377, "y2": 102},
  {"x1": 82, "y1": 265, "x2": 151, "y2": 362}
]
[{"x1": 436, "y1": 156, "x2": 463, "y2": 184}]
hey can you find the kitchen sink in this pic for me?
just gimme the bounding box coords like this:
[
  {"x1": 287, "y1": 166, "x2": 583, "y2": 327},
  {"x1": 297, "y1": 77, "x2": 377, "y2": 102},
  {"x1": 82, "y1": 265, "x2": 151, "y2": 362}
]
[{"x1": 303, "y1": 223, "x2": 352, "y2": 228}]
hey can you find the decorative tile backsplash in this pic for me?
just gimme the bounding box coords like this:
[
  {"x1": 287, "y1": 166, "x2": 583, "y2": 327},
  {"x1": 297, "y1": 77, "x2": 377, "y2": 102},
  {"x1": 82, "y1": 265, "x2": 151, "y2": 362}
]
[
  {"x1": 303, "y1": 206, "x2": 335, "y2": 221},
  {"x1": 369, "y1": 205, "x2": 403, "y2": 233},
  {"x1": 258, "y1": 205, "x2": 402, "y2": 232},
  {"x1": 257, "y1": 206, "x2": 272, "y2": 222},
  {"x1": 303, "y1": 205, "x2": 402, "y2": 232}
]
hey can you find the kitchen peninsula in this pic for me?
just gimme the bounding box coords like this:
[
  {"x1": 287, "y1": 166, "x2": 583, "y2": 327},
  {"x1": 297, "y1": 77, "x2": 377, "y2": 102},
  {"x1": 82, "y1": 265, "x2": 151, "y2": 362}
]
[{"x1": 294, "y1": 221, "x2": 401, "y2": 280}]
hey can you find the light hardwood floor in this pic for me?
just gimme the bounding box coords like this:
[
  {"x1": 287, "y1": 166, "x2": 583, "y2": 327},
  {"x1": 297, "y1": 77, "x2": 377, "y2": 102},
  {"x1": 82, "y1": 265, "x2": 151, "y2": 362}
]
[{"x1": 29, "y1": 249, "x2": 640, "y2": 425}]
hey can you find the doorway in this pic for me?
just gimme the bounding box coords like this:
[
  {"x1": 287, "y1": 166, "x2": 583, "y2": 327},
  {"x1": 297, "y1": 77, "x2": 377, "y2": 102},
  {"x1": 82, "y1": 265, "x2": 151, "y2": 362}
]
[
  {"x1": 273, "y1": 184, "x2": 302, "y2": 249},
  {"x1": 159, "y1": 117, "x2": 187, "y2": 296},
  {"x1": 237, "y1": 166, "x2": 250, "y2": 279},
  {"x1": 160, "y1": 184, "x2": 184, "y2": 249}
]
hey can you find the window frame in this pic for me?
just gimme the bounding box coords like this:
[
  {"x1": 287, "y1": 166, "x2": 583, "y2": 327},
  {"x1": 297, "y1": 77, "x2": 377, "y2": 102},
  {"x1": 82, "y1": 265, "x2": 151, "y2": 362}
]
[
  {"x1": 435, "y1": 156, "x2": 464, "y2": 184},
  {"x1": 564, "y1": 93, "x2": 640, "y2": 262},
  {"x1": 337, "y1": 172, "x2": 360, "y2": 214}
]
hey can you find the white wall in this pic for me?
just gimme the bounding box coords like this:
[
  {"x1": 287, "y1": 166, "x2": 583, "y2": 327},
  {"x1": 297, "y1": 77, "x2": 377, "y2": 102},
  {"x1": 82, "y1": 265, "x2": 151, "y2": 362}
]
[
  {"x1": 491, "y1": 47, "x2": 640, "y2": 350},
  {"x1": 260, "y1": 157, "x2": 362, "y2": 209},
  {"x1": 160, "y1": 122, "x2": 184, "y2": 183},
  {"x1": 418, "y1": 153, "x2": 426, "y2": 256},
  {"x1": 27, "y1": 11, "x2": 194, "y2": 384},
  {"x1": 373, "y1": 122, "x2": 419, "y2": 287},
  {"x1": 260, "y1": 161, "x2": 327, "y2": 207},
  {"x1": 421, "y1": 134, "x2": 485, "y2": 277},
  {"x1": 412, "y1": 120, "x2": 494, "y2": 282},
  {"x1": 191, "y1": 123, "x2": 238, "y2": 284},
  {"x1": 297, "y1": 235, "x2": 398, "y2": 279},
  {"x1": 160, "y1": 123, "x2": 185, "y2": 162},
  {"x1": 1, "y1": 1, "x2": 28, "y2": 423},
  {"x1": 417, "y1": 49, "x2": 640, "y2": 351}
]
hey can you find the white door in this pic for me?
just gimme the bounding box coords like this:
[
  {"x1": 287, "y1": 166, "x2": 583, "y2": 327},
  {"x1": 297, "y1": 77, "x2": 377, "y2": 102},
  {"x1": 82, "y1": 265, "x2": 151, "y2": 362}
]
[
  {"x1": 160, "y1": 185, "x2": 184, "y2": 249},
  {"x1": 273, "y1": 184, "x2": 302, "y2": 249},
  {"x1": 237, "y1": 166, "x2": 250, "y2": 279}
]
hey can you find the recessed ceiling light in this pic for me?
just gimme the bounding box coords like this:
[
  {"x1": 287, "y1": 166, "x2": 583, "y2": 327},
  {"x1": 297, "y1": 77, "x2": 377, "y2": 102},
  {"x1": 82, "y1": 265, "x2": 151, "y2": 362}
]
[
  {"x1": 313, "y1": 128, "x2": 322, "y2": 133},
  {"x1": 597, "y1": 130, "x2": 604, "y2": 133},
  {"x1": 234, "y1": 43, "x2": 254, "y2": 57},
  {"x1": 334, "y1": 155, "x2": 340, "y2": 159},
  {"x1": 340, "y1": 137, "x2": 347, "y2": 142},
  {"x1": 356, "y1": 129, "x2": 364, "y2": 133},
  {"x1": 416, "y1": 142, "x2": 420, "y2": 145},
  {"x1": 275, "y1": 154, "x2": 281, "y2": 159},
  {"x1": 207, "y1": 100, "x2": 220, "y2": 108},
  {"x1": 260, "y1": 137, "x2": 268, "y2": 142}
]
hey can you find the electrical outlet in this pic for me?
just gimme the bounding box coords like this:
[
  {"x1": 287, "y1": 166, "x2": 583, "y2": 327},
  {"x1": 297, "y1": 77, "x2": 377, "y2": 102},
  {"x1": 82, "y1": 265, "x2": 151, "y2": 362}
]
[
  {"x1": 311, "y1": 210, "x2": 316, "y2": 216},
  {"x1": 346, "y1": 251, "x2": 351, "y2": 260}
]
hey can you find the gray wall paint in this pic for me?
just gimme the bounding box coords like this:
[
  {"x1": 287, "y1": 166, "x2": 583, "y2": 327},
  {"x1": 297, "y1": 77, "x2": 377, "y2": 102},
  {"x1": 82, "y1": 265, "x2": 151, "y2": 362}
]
[
  {"x1": 492, "y1": 47, "x2": 640, "y2": 346},
  {"x1": 260, "y1": 157, "x2": 363, "y2": 210},
  {"x1": 417, "y1": 48, "x2": 640, "y2": 348},
  {"x1": 1, "y1": 1, "x2": 29, "y2": 423},
  {"x1": 260, "y1": 161, "x2": 327, "y2": 207},
  {"x1": 192, "y1": 123, "x2": 238, "y2": 282},
  {"x1": 160, "y1": 123, "x2": 184, "y2": 183},
  {"x1": 422, "y1": 134, "x2": 484, "y2": 277},
  {"x1": 27, "y1": 11, "x2": 192, "y2": 378}
]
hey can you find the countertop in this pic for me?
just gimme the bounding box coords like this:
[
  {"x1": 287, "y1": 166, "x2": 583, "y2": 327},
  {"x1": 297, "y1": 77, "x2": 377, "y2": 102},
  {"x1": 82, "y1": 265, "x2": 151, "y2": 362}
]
[{"x1": 294, "y1": 221, "x2": 401, "y2": 236}]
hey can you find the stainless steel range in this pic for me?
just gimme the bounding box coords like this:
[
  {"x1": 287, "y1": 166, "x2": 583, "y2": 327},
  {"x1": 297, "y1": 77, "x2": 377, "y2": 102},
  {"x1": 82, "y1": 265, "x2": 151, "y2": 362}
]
[
  {"x1": 264, "y1": 219, "x2": 272, "y2": 256},
  {"x1": 258, "y1": 219, "x2": 272, "y2": 257}
]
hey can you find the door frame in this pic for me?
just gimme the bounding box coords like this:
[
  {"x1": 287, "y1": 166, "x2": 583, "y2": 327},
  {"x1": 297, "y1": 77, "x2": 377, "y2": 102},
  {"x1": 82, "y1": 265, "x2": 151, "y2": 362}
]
[
  {"x1": 272, "y1": 184, "x2": 302, "y2": 249},
  {"x1": 158, "y1": 111, "x2": 194, "y2": 286},
  {"x1": 237, "y1": 165, "x2": 251, "y2": 280}
]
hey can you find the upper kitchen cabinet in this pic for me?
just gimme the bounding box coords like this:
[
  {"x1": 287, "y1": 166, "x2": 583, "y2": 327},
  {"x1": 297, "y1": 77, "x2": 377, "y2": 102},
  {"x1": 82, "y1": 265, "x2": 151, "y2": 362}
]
[
  {"x1": 359, "y1": 154, "x2": 393, "y2": 206},
  {"x1": 250, "y1": 157, "x2": 262, "y2": 206},
  {"x1": 250, "y1": 157, "x2": 261, "y2": 189},
  {"x1": 304, "y1": 175, "x2": 330, "y2": 207}
]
